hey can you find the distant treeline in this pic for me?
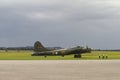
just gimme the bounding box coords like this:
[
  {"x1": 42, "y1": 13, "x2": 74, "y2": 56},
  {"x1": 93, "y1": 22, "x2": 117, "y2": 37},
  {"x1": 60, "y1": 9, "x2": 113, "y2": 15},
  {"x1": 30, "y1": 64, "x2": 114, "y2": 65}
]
[
  {"x1": 0, "y1": 47, "x2": 34, "y2": 50},
  {"x1": 0, "y1": 47, "x2": 62, "y2": 50},
  {"x1": 93, "y1": 49, "x2": 120, "y2": 51}
]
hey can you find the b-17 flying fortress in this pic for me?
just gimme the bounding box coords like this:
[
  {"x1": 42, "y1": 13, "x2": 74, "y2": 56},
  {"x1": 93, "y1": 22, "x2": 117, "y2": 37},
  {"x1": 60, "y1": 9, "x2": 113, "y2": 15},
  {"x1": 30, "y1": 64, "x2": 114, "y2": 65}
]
[{"x1": 32, "y1": 41, "x2": 91, "y2": 58}]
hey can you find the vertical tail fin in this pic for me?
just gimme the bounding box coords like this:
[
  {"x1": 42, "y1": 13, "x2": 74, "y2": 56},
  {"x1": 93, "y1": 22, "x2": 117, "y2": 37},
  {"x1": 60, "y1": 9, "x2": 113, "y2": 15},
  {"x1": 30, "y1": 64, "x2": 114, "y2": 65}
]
[{"x1": 34, "y1": 41, "x2": 47, "y2": 52}]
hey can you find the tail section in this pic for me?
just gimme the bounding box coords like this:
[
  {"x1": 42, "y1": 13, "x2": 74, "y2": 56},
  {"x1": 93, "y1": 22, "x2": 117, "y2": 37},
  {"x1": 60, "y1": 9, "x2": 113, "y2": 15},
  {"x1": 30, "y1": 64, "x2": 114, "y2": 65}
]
[{"x1": 34, "y1": 41, "x2": 48, "y2": 52}]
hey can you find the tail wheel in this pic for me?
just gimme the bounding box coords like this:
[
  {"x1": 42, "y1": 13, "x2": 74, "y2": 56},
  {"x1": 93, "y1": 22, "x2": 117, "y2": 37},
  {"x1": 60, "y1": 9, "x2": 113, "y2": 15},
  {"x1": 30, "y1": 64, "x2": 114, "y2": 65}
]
[
  {"x1": 62, "y1": 55, "x2": 64, "y2": 57},
  {"x1": 44, "y1": 56, "x2": 47, "y2": 58},
  {"x1": 74, "y1": 54, "x2": 81, "y2": 58}
]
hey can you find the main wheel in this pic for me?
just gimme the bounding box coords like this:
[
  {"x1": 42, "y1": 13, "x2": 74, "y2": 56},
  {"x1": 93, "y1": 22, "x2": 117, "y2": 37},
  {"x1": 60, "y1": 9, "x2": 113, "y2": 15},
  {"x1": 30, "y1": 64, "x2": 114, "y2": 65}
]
[{"x1": 74, "y1": 54, "x2": 81, "y2": 58}]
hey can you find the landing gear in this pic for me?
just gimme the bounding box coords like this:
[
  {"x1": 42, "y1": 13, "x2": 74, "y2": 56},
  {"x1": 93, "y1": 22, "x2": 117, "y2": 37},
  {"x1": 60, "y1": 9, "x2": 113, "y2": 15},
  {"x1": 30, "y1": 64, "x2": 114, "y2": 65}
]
[
  {"x1": 62, "y1": 55, "x2": 64, "y2": 57},
  {"x1": 44, "y1": 56, "x2": 47, "y2": 58},
  {"x1": 74, "y1": 54, "x2": 81, "y2": 58}
]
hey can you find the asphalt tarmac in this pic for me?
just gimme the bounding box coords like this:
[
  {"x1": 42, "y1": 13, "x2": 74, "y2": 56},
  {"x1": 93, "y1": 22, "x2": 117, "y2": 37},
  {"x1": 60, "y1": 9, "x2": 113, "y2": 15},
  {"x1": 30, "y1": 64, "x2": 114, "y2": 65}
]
[{"x1": 0, "y1": 60, "x2": 120, "y2": 80}]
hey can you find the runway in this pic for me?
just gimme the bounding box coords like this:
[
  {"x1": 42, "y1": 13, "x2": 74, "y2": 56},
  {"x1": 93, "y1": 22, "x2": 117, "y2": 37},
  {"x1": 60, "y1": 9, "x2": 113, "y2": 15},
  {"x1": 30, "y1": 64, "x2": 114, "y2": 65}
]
[{"x1": 0, "y1": 60, "x2": 120, "y2": 80}]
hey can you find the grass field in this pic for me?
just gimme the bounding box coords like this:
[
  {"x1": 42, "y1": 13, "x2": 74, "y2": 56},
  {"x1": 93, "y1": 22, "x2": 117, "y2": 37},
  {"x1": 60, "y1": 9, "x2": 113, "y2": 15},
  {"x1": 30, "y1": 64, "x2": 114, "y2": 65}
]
[{"x1": 0, "y1": 50, "x2": 120, "y2": 60}]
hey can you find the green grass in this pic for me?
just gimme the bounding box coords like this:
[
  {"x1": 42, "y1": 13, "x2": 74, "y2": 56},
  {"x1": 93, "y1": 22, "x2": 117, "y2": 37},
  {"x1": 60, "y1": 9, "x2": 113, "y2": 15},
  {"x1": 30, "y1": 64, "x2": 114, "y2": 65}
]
[
  {"x1": 0, "y1": 50, "x2": 120, "y2": 60},
  {"x1": 82, "y1": 51, "x2": 120, "y2": 59}
]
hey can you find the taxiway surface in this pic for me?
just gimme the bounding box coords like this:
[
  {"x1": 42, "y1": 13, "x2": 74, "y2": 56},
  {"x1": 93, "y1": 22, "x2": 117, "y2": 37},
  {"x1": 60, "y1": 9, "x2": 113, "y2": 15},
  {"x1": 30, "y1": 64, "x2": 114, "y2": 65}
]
[{"x1": 0, "y1": 60, "x2": 120, "y2": 80}]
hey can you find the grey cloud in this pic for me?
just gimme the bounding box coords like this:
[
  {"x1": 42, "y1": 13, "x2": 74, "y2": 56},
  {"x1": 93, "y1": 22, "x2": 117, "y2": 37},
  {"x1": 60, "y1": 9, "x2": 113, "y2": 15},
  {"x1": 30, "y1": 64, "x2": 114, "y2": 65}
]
[{"x1": 0, "y1": 0, "x2": 120, "y2": 49}]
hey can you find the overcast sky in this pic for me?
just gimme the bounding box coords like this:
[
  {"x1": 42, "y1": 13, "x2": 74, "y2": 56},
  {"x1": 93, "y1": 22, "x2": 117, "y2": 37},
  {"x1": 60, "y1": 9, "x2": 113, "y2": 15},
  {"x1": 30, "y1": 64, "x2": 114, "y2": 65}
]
[{"x1": 0, "y1": 0, "x2": 120, "y2": 49}]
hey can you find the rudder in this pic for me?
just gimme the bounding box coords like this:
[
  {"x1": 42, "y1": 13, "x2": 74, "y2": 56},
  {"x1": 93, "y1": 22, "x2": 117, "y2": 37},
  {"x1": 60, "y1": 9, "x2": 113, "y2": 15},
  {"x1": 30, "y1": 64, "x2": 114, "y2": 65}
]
[{"x1": 34, "y1": 41, "x2": 47, "y2": 52}]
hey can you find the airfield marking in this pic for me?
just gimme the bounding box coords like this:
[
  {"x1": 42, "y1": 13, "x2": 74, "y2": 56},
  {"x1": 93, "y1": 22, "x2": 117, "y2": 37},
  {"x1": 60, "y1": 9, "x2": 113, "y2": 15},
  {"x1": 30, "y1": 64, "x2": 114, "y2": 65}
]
[{"x1": 0, "y1": 60, "x2": 120, "y2": 80}]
